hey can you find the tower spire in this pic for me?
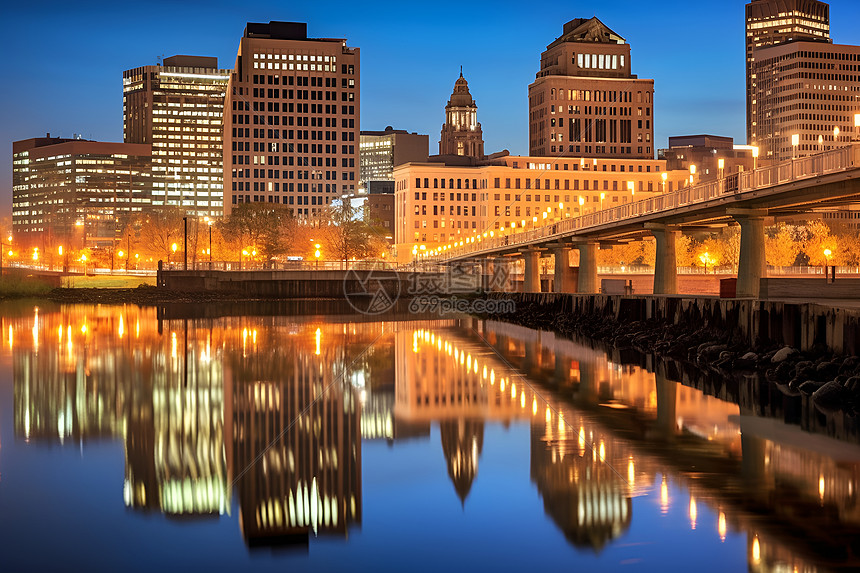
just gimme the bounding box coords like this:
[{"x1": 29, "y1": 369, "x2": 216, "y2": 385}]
[{"x1": 460, "y1": 65, "x2": 463, "y2": 78}]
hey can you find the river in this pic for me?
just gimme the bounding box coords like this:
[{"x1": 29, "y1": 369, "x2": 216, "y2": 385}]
[{"x1": 0, "y1": 301, "x2": 857, "y2": 571}]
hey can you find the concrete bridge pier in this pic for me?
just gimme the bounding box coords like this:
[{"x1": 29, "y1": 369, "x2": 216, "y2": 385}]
[
  {"x1": 548, "y1": 243, "x2": 576, "y2": 293},
  {"x1": 521, "y1": 247, "x2": 542, "y2": 293},
  {"x1": 575, "y1": 242, "x2": 599, "y2": 294},
  {"x1": 645, "y1": 224, "x2": 679, "y2": 295},
  {"x1": 729, "y1": 209, "x2": 768, "y2": 298}
]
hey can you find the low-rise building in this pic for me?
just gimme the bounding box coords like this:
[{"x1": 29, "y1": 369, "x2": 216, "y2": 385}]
[
  {"x1": 393, "y1": 155, "x2": 688, "y2": 260},
  {"x1": 12, "y1": 135, "x2": 152, "y2": 248}
]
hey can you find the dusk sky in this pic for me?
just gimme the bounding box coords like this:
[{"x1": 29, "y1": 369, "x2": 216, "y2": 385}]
[{"x1": 3, "y1": 0, "x2": 860, "y2": 215}]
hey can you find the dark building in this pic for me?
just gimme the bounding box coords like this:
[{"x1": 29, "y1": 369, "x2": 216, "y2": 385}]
[
  {"x1": 658, "y1": 135, "x2": 756, "y2": 182},
  {"x1": 529, "y1": 17, "x2": 655, "y2": 159},
  {"x1": 224, "y1": 21, "x2": 360, "y2": 218},
  {"x1": 12, "y1": 135, "x2": 152, "y2": 248},
  {"x1": 123, "y1": 55, "x2": 230, "y2": 218},
  {"x1": 745, "y1": 0, "x2": 831, "y2": 145}
]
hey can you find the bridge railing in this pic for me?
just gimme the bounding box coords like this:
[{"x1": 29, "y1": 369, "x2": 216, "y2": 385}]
[{"x1": 435, "y1": 144, "x2": 857, "y2": 261}]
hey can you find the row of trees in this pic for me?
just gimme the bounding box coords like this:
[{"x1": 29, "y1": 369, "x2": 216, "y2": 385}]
[
  {"x1": 124, "y1": 200, "x2": 390, "y2": 267},
  {"x1": 593, "y1": 220, "x2": 860, "y2": 268}
]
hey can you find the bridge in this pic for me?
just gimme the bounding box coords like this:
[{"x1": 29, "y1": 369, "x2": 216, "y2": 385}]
[{"x1": 429, "y1": 144, "x2": 860, "y2": 298}]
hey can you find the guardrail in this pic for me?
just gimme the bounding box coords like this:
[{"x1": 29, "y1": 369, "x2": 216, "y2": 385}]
[{"x1": 434, "y1": 144, "x2": 857, "y2": 262}]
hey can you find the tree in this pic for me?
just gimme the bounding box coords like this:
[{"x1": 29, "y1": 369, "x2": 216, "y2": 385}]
[
  {"x1": 800, "y1": 220, "x2": 838, "y2": 265},
  {"x1": 676, "y1": 234, "x2": 696, "y2": 267},
  {"x1": 138, "y1": 207, "x2": 186, "y2": 262},
  {"x1": 219, "y1": 203, "x2": 296, "y2": 264},
  {"x1": 765, "y1": 223, "x2": 801, "y2": 267},
  {"x1": 318, "y1": 200, "x2": 379, "y2": 263}
]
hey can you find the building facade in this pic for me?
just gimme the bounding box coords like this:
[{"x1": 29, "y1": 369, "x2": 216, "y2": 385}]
[
  {"x1": 752, "y1": 40, "x2": 860, "y2": 162},
  {"x1": 359, "y1": 127, "x2": 428, "y2": 186},
  {"x1": 223, "y1": 21, "x2": 360, "y2": 218},
  {"x1": 12, "y1": 135, "x2": 152, "y2": 248},
  {"x1": 439, "y1": 72, "x2": 484, "y2": 158},
  {"x1": 658, "y1": 135, "x2": 757, "y2": 181},
  {"x1": 123, "y1": 55, "x2": 230, "y2": 219},
  {"x1": 745, "y1": 0, "x2": 831, "y2": 144},
  {"x1": 528, "y1": 18, "x2": 655, "y2": 160},
  {"x1": 393, "y1": 155, "x2": 688, "y2": 259}
]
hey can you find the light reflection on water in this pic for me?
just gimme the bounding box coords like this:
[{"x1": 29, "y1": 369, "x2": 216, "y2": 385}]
[{"x1": 0, "y1": 302, "x2": 858, "y2": 572}]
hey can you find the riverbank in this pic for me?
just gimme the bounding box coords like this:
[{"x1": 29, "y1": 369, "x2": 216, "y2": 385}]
[
  {"x1": 473, "y1": 292, "x2": 860, "y2": 430},
  {"x1": 0, "y1": 285, "x2": 254, "y2": 305}
]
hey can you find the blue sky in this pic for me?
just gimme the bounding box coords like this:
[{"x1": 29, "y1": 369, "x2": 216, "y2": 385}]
[{"x1": 2, "y1": 0, "x2": 859, "y2": 214}]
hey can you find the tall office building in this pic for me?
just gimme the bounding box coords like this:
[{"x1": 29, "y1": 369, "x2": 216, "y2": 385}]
[
  {"x1": 223, "y1": 21, "x2": 360, "y2": 218},
  {"x1": 745, "y1": 0, "x2": 831, "y2": 145},
  {"x1": 751, "y1": 41, "x2": 860, "y2": 162},
  {"x1": 439, "y1": 72, "x2": 484, "y2": 158},
  {"x1": 528, "y1": 17, "x2": 655, "y2": 160},
  {"x1": 123, "y1": 55, "x2": 230, "y2": 218},
  {"x1": 359, "y1": 126, "x2": 428, "y2": 187},
  {"x1": 12, "y1": 135, "x2": 151, "y2": 247}
]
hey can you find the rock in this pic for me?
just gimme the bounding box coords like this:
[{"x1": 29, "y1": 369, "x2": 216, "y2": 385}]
[
  {"x1": 840, "y1": 356, "x2": 860, "y2": 375},
  {"x1": 799, "y1": 381, "x2": 824, "y2": 395},
  {"x1": 816, "y1": 361, "x2": 841, "y2": 381},
  {"x1": 812, "y1": 381, "x2": 845, "y2": 413},
  {"x1": 771, "y1": 346, "x2": 798, "y2": 363}
]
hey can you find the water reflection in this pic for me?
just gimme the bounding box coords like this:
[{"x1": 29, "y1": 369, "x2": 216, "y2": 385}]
[{"x1": 3, "y1": 305, "x2": 860, "y2": 570}]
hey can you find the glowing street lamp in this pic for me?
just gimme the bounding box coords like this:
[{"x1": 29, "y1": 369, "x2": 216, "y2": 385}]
[
  {"x1": 718, "y1": 158, "x2": 725, "y2": 179},
  {"x1": 818, "y1": 134, "x2": 824, "y2": 153},
  {"x1": 627, "y1": 181, "x2": 635, "y2": 197},
  {"x1": 661, "y1": 172, "x2": 667, "y2": 193},
  {"x1": 791, "y1": 133, "x2": 799, "y2": 159},
  {"x1": 752, "y1": 146, "x2": 759, "y2": 170},
  {"x1": 315, "y1": 243, "x2": 322, "y2": 268},
  {"x1": 699, "y1": 251, "x2": 713, "y2": 274},
  {"x1": 834, "y1": 126, "x2": 840, "y2": 146}
]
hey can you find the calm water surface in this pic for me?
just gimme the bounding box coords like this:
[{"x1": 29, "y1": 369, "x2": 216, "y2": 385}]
[{"x1": 0, "y1": 302, "x2": 858, "y2": 572}]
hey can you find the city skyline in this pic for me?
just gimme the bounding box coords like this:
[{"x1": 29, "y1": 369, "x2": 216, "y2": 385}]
[{"x1": 3, "y1": 0, "x2": 860, "y2": 216}]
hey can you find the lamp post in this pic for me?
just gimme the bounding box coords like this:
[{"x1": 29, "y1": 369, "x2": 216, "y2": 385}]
[
  {"x1": 170, "y1": 242, "x2": 177, "y2": 267},
  {"x1": 314, "y1": 244, "x2": 321, "y2": 269},
  {"x1": 823, "y1": 248, "x2": 832, "y2": 282},
  {"x1": 208, "y1": 221, "x2": 213, "y2": 269},
  {"x1": 752, "y1": 146, "x2": 759, "y2": 171},
  {"x1": 791, "y1": 133, "x2": 799, "y2": 160},
  {"x1": 182, "y1": 216, "x2": 188, "y2": 271},
  {"x1": 818, "y1": 135, "x2": 824, "y2": 153},
  {"x1": 689, "y1": 164, "x2": 696, "y2": 188},
  {"x1": 718, "y1": 158, "x2": 725, "y2": 192},
  {"x1": 627, "y1": 181, "x2": 635, "y2": 198},
  {"x1": 855, "y1": 114, "x2": 860, "y2": 141},
  {"x1": 661, "y1": 172, "x2": 667, "y2": 193},
  {"x1": 834, "y1": 126, "x2": 840, "y2": 149}
]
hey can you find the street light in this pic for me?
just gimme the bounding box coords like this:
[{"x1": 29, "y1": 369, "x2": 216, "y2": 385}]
[
  {"x1": 660, "y1": 172, "x2": 667, "y2": 193},
  {"x1": 818, "y1": 134, "x2": 824, "y2": 153},
  {"x1": 627, "y1": 181, "x2": 635, "y2": 197},
  {"x1": 699, "y1": 251, "x2": 713, "y2": 274},
  {"x1": 718, "y1": 158, "x2": 725, "y2": 179},
  {"x1": 170, "y1": 242, "x2": 177, "y2": 266},
  {"x1": 855, "y1": 114, "x2": 860, "y2": 141},
  {"x1": 791, "y1": 133, "x2": 799, "y2": 159},
  {"x1": 315, "y1": 244, "x2": 321, "y2": 269},
  {"x1": 823, "y1": 247, "x2": 832, "y2": 281},
  {"x1": 752, "y1": 146, "x2": 759, "y2": 170},
  {"x1": 834, "y1": 126, "x2": 840, "y2": 148}
]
